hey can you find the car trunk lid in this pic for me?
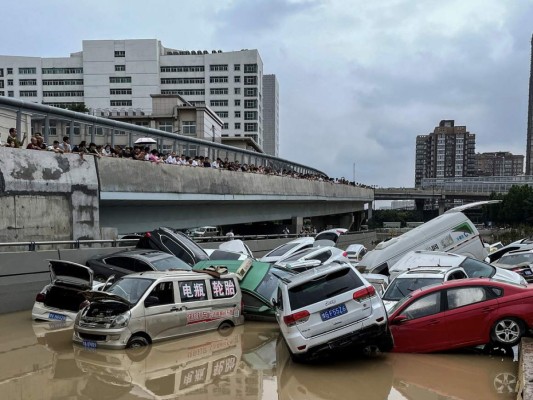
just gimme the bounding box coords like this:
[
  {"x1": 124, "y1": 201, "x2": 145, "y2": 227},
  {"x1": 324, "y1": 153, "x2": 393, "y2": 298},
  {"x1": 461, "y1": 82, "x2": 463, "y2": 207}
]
[{"x1": 49, "y1": 260, "x2": 93, "y2": 289}]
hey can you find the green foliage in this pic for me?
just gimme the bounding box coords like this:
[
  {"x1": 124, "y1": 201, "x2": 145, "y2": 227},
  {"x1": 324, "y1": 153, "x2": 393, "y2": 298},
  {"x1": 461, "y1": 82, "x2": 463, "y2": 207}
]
[
  {"x1": 65, "y1": 103, "x2": 90, "y2": 113},
  {"x1": 483, "y1": 186, "x2": 533, "y2": 225}
]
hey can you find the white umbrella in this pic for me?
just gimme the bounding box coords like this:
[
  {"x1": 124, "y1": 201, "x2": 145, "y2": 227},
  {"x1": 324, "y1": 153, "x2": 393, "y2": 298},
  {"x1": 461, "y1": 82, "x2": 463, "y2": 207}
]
[{"x1": 134, "y1": 137, "x2": 157, "y2": 145}]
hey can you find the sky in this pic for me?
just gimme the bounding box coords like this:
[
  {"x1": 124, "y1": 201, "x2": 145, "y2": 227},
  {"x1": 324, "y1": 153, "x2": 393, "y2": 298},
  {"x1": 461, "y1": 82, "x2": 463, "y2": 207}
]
[{"x1": 3, "y1": 0, "x2": 533, "y2": 187}]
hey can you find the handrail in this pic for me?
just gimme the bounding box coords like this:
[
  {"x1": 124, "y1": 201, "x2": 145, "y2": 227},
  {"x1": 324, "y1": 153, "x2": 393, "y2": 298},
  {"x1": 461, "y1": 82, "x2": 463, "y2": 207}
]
[{"x1": 0, "y1": 96, "x2": 327, "y2": 177}]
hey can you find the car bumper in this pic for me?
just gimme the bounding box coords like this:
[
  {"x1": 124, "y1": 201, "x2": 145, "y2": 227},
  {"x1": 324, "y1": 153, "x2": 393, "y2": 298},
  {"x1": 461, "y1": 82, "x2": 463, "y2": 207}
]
[
  {"x1": 32, "y1": 302, "x2": 78, "y2": 323},
  {"x1": 73, "y1": 324, "x2": 132, "y2": 350}
]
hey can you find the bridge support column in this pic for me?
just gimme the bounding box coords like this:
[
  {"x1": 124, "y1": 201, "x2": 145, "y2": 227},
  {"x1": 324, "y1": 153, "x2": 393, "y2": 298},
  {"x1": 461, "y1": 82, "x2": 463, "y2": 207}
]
[
  {"x1": 415, "y1": 199, "x2": 425, "y2": 212},
  {"x1": 438, "y1": 197, "x2": 446, "y2": 215},
  {"x1": 291, "y1": 216, "x2": 304, "y2": 234},
  {"x1": 367, "y1": 202, "x2": 373, "y2": 220}
]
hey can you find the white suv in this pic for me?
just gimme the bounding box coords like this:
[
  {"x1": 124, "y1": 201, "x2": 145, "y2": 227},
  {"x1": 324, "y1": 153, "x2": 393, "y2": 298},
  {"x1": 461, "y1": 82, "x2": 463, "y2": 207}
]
[{"x1": 272, "y1": 262, "x2": 392, "y2": 362}]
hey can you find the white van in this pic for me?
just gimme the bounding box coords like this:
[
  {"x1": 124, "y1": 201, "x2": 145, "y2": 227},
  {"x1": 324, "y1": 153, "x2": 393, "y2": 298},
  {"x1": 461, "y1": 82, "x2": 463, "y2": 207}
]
[
  {"x1": 191, "y1": 226, "x2": 219, "y2": 237},
  {"x1": 73, "y1": 269, "x2": 243, "y2": 350},
  {"x1": 359, "y1": 201, "x2": 499, "y2": 275}
]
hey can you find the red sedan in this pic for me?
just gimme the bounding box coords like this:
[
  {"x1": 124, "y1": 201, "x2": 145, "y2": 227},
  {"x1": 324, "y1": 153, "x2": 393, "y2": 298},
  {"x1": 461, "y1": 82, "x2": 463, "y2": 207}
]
[{"x1": 388, "y1": 278, "x2": 533, "y2": 353}]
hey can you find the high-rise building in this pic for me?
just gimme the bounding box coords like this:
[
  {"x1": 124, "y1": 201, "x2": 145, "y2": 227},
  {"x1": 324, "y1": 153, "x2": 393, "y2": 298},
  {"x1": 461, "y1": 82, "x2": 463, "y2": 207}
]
[
  {"x1": 475, "y1": 152, "x2": 524, "y2": 176},
  {"x1": 262, "y1": 74, "x2": 279, "y2": 157},
  {"x1": 527, "y1": 34, "x2": 533, "y2": 174},
  {"x1": 0, "y1": 39, "x2": 279, "y2": 153},
  {"x1": 415, "y1": 120, "x2": 476, "y2": 187}
]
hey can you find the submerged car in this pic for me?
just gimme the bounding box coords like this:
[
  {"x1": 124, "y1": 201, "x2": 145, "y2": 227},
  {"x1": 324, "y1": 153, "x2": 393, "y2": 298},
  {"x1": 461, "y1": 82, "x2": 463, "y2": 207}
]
[
  {"x1": 345, "y1": 244, "x2": 368, "y2": 266},
  {"x1": 259, "y1": 237, "x2": 315, "y2": 263},
  {"x1": 193, "y1": 259, "x2": 296, "y2": 321},
  {"x1": 32, "y1": 260, "x2": 104, "y2": 323},
  {"x1": 274, "y1": 261, "x2": 392, "y2": 362},
  {"x1": 492, "y1": 249, "x2": 533, "y2": 282},
  {"x1": 73, "y1": 270, "x2": 244, "y2": 350},
  {"x1": 381, "y1": 266, "x2": 468, "y2": 311},
  {"x1": 388, "y1": 278, "x2": 533, "y2": 353},
  {"x1": 136, "y1": 227, "x2": 209, "y2": 266},
  {"x1": 485, "y1": 238, "x2": 533, "y2": 263},
  {"x1": 86, "y1": 249, "x2": 191, "y2": 281}
]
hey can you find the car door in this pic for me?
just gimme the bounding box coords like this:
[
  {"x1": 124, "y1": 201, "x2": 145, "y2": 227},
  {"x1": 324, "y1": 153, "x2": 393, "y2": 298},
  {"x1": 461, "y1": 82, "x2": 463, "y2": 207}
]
[
  {"x1": 439, "y1": 286, "x2": 498, "y2": 348},
  {"x1": 145, "y1": 280, "x2": 187, "y2": 341},
  {"x1": 390, "y1": 290, "x2": 448, "y2": 353},
  {"x1": 177, "y1": 278, "x2": 213, "y2": 335}
]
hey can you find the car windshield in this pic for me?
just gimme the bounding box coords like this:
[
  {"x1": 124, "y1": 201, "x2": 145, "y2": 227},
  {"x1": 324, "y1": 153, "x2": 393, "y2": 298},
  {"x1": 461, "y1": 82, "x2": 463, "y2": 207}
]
[
  {"x1": 255, "y1": 267, "x2": 294, "y2": 299},
  {"x1": 382, "y1": 277, "x2": 442, "y2": 301},
  {"x1": 106, "y1": 277, "x2": 154, "y2": 304},
  {"x1": 209, "y1": 250, "x2": 243, "y2": 260},
  {"x1": 388, "y1": 294, "x2": 412, "y2": 315},
  {"x1": 280, "y1": 248, "x2": 318, "y2": 262},
  {"x1": 151, "y1": 256, "x2": 191, "y2": 271},
  {"x1": 460, "y1": 257, "x2": 496, "y2": 278},
  {"x1": 288, "y1": 268, "x2": 363, "y2": 310},
  {"x1": 497, "y1": 253, "x2": 533, "y2": 265},
  {"x1": 265, "y1": 242, "x2": 300, "y2": 257}
]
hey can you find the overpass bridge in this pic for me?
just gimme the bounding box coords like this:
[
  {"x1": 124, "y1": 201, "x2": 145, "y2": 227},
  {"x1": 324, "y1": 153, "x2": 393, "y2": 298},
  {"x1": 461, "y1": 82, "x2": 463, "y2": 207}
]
[{"x1": 0, "y1": 98, "x2": 372, "y2": 241}]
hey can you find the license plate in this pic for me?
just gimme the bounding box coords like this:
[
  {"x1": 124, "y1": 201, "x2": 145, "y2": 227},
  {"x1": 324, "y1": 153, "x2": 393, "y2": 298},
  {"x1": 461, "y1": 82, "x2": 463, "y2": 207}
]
[
  {"x1": 320, "y1": 304, "x2": 347, "y2": 321},
  {"x1": 524, "y1": 270, "x2": 532, "y2": 276},
  {"x1": 48, "y1": 312, "x2": 67, "y2": 321},
  {"x1": 83, "y1": 340, "x2": 97, "y2": 349}
]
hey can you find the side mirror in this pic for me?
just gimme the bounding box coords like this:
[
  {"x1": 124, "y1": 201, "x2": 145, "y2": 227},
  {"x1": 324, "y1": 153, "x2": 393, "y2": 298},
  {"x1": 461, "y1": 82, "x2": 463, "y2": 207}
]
[
  {"x1": 391, "y1": 314, "x2": 408, "y2": 325},
  {"x1": 271, "y1": 298, "x2": 278, "y2": 308},
  {"x1": 144, "y1": 296, "x2": 160, "y2": 307}
]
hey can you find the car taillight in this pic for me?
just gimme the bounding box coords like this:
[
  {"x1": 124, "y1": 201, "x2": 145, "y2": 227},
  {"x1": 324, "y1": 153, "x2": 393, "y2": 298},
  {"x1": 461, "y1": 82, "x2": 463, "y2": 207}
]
[
  {"x1": 343, "y1": 251, "x2": 348, "y2": 257},
  {"x1": 353, "y1": 285, "x2": 376, "y2": 301},
  {"x1": 35, "y1": 293, "x2": 45, "y2": 303},
  {"x1": 144, "y1": 232, "x2": 151, "y2": 238},
  {"x1": 283, "y1": 310, "x2": 310, "y2": 327}
]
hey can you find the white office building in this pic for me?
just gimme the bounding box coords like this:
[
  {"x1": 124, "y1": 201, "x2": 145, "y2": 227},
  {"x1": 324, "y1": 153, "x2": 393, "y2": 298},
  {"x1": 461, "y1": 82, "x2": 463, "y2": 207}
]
[{"x1": 0, "y1": 39, "x2": 280, "y2": 154}]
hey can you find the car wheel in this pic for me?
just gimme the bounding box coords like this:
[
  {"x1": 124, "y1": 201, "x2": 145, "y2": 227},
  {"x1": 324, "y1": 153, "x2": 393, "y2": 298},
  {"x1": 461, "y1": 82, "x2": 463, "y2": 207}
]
[
  {"x1": 126, "y1": 335, "x2": 150, "y2": 361},
  {"x1": 491, "y1": 318, "x2": 524, "y2": 346},
  {"x1": 493, "y1": 371, "x2": 518, "y2": 394},
  {"x1": 218, "y1": 321, "x2": 234, "y2": 337}
]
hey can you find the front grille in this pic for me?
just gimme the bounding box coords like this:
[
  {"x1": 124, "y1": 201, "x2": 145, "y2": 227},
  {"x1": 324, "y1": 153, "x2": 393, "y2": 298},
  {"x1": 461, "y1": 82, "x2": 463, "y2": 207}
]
[{"x1": 79, "y1": 332, "x2": 107, "y2": 341}]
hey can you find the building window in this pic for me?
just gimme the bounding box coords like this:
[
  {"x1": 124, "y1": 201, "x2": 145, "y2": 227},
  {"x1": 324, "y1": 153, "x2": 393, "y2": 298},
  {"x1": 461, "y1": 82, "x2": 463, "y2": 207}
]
[
  {"x1": 110, "y1": 100, "x2": 132, "y2": 106},
  {"x1": 210, "y1": 88, "x2": 228, "y2": 95},
  {"x1": 110, "y1": 88, "x2": 132, "y2": 95},
  {"x1": 234, "y1": 76, "x2": 240, "y2": 83},
  {"x1": 182, "y1": 121, "x2": 196, "y2": 136},
  {"x1": 244, "y1": 88, "x2": 257, "y2": 97},
  {"x1": 234, "y1": 99, "x2": 241, "y2": 106},
  {"x1": 7, "y1": 79, "x2": 13, "y2": 86},
  {"x1": 0, "y1": 81, "x2": 3, "y2": 89},
  {"x1": 244, "y1": 76, "x2": 257, "y2": 85},
  {"x1": 160, "y1": 66, "x2": 204, "y2": 72},
  {"x1": 234, "y1": 88, "x2": 241, "y2": 95},
  {"x1": 114, "y1": 50, "x2": 126, "y2": 57},
  {"x1": 210, "y1": 64, "x2": 228, "y2": 71},
  {"x1": 223, "y1": 123, "x2": 229, "y2": 130},
  {"x1": 48, "y1": 120, "x2": 57, "y2": 135},
  {"x1": 7, "y1": 68, "x2": 13, "y2": 75},
  {"x1": 19, "y1": 79, "x2": 37, "y2": 86},
  {"x1": 244, "y1": 123, "x2": 257, "y2": 132},
  {"x1": 43, "y1": 79, "x2": 84, "y2": 86},
  {"x1": 244, "y1": 111, "x2": 257, "y2": 120},
  {"x1": 235, "y1": 111, "x2": 241, "y2": 118},
  {"x1": 0, "y1": 91, "x2": 4, "y2": 96},
  {"x1": 234, "y1": 64, "x2": 241, "y2": 71},
  {"x1": 161, "y1": 77, "x2": 204, "y2": 84},
  {"x1": 210, "y1": 100, "x2": 228, "y2": 107},
  {"x1": 215, "y1": 111, "x2": 228, "y2": 118},
  {"x1": 210, "y1": 76, "x2": 228, "y2": 83},
  {"x1": 42, "y1": 67, "x2": 83, "y2": 74},
  {"x1": 19, "y1": 90, "x2": 37, "y2": 97},
  {"x1": 244, "y1": 99, "x2": 257, "y2": 109},
  {"x1": 43, "y1": 91, "x2": 84, "y2": 97},
  {"x1": 235, "y1": 123, "x2": 241, "y2": 129},
  {"x1": 109, "y1": 76, "x2": 131, "y2": 83},
  {"x1": 244, "y1": 64, "x2": 258, "y2": 73},
  {"x1": 8, "y1": 91, "x2": 14, "y2": 97},
  {"x1": 161, "y1": 89, "x2": 205, "y2": 95},
  {"x1": 18, "y1": 67, "x2": 36, "y2": 74},
  {"x1": 0, "y1": 69, "x2": 4, "y2": 77},
  {"x1": 158, "y1": 120, "x2": 173, "y2": 133},
  {"x1": 115, "y1": 65, "x2": 126, "y2": 71},
  {"x1": 43, "y1": 102, "x2": 84, "y2": 108}
]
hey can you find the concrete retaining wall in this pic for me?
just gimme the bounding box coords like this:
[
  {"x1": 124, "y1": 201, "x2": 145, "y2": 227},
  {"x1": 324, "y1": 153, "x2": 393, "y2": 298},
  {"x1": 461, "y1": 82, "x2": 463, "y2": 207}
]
[{"x1": 519, "y1": 338, "x2": 533, "y2": 400}]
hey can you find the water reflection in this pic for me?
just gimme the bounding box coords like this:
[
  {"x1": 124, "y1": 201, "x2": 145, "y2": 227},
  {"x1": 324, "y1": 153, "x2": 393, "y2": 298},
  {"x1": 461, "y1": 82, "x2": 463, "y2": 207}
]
[{"x1": 0, "y1": 312, "x2": 519, "y2": 400}]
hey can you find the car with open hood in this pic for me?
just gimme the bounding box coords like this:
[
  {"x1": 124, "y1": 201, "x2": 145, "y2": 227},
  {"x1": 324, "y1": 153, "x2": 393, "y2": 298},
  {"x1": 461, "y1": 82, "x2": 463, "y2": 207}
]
[
  {"x1": 32, "y1": 260, "x2": 104, "y2": 323},
  {"x1": 73, "y1": 269, "x2": 243, "y2": 350},
  {"x1": 193, "y1": 259, "x2": 296, "y2": 321},
  {"x1": 136, "y1": 227, "x2": 209, "y2": 266}
]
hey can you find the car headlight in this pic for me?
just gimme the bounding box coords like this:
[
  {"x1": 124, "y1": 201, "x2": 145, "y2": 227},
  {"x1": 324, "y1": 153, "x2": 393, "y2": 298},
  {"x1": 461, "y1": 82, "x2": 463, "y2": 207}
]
[
  {"x1": 520, "y1": 276, "x2": 528, "y2": 286},
  {"x1": 110, "y1": 311, "x2": 131, "y2": 328}
]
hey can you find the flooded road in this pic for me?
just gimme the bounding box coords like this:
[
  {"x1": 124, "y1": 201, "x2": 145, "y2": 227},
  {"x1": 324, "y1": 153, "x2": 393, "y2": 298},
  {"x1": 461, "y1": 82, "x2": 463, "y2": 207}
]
[{"x1": 0, "y1": 311, "x2": 518, "y2": 399}]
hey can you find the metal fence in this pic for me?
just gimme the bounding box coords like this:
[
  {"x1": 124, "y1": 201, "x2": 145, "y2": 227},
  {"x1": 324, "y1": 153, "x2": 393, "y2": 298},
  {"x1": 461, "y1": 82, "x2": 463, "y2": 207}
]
[
  {"x1": 420, "y1": 176, "x2": 533, "y2": 194},
  {"x1": 0, "y1": 96, "x2": 326, "y2": 176}
]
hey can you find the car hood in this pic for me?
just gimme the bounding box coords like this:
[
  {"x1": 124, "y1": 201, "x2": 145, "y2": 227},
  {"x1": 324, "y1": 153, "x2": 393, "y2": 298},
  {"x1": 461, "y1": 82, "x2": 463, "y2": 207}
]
[
  {"x1": 492, "y1": 266, "x2": 524, "y2": 285},
  {"x1": 219, "y1": 240, "x2": 253, "y2": 257},
  {"x1": 82, "y1": 291, "x2": 132, "y2": 307},
  {"x1": 49, "y1": 260, "x2": 93, "y2": 289}
]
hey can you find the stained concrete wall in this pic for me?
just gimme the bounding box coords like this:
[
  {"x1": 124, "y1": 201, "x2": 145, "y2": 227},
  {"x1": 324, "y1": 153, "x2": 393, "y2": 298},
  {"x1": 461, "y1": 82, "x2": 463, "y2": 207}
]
[{"x1": 0, "y1": 147, "x2": 99, "y2": 243}]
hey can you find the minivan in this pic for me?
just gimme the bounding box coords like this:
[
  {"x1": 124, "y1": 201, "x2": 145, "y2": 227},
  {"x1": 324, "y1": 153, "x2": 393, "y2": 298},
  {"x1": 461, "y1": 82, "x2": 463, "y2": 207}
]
[
  {"x1": 359, "y1": 201, "x2": 498, "y2": 275},
  {"x1": 73, "y1": 270, "x2": 243, "y2": 350}
]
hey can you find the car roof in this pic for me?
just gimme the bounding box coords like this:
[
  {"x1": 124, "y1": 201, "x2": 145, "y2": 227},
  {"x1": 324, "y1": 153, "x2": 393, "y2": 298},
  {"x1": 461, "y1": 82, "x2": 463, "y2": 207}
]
[
  {"x1": 502, "y1": 248, "x2": 533, "y2": 256},
  {"x1": 346, "y1": 244, "x2": 365, "y2": 252},
  {"x1": 107, "y1": 249, "x2": 176, "y2": 261},
  {"x1": 283, "y1": 261, "x2": 354, "y2": 288},
  {"x1": 193, "y1": 259, "x2": 272, "y2": 291},
  {"x1": 391, "y1": 250, "x2": 465, "y2": 270},
  {"x1": 404, "y1": 277, "x2": 522, "y2": 299},
  {"x1": 396, "y1": 265, "x2": 462, "y2": 278},
  {"x1": 120, "y1": 269, "x2": 236, "y2": 280}
]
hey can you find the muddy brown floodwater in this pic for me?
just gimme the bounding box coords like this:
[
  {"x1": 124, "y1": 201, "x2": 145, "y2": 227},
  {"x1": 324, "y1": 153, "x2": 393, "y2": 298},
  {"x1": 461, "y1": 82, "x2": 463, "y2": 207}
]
[{"x1": 0, "y1": 311, "x2": 518, "y2": 399}]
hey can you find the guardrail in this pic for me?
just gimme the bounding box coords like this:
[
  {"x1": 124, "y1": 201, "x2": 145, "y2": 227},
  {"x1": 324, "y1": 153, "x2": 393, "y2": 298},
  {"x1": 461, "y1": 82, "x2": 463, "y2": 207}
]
[
  {"x1": 421, "y1": 176, "x2": 533, "y2": 194},
  {"x1": 0, "y1": 96, "x2": 326, "y2": 177}
]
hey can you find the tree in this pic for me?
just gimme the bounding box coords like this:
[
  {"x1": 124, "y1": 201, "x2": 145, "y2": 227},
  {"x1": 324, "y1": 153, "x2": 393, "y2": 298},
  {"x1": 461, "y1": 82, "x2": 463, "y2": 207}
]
[{"x1": 65, "y1": 103, "x2": 89, "y2": 113}]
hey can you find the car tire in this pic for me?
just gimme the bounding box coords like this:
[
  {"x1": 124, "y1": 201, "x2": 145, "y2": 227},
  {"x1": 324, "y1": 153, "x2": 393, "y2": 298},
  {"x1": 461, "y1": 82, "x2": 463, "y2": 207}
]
[
  {"x1": 126, "y1": 335, "x2": 150, "y2": 361},
  {"x1": 377, "y1": 329, "x2": 394, "y2": 353},
  {"x1": 490, "y1": 318, "x2": 524, "y2": 346},
  {"x1": 218, "y1": 321, "x2": 234, "y2": 337}
]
